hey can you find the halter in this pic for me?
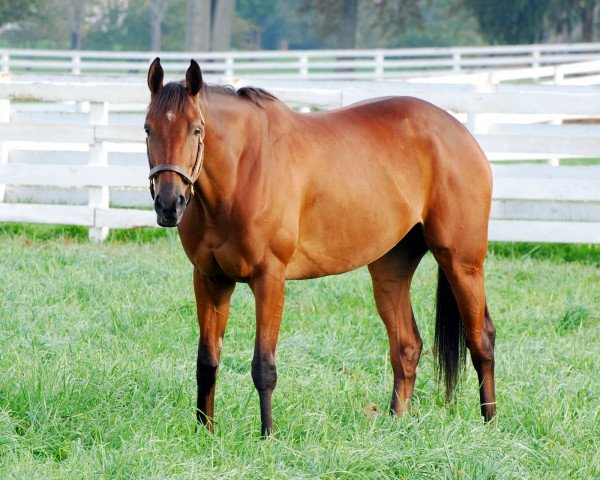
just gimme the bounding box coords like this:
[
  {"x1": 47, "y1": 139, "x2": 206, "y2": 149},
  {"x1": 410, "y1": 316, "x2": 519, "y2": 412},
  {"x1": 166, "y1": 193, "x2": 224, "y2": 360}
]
[{"x1": 147, "y1": 114, "x2": 206, "y2": 201}]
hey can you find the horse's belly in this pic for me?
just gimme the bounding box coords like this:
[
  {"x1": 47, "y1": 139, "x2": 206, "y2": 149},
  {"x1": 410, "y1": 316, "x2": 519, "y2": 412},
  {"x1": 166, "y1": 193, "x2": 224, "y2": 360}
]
[{"x1": 285, "y1": 201, "x2": 418, "y2": 280}]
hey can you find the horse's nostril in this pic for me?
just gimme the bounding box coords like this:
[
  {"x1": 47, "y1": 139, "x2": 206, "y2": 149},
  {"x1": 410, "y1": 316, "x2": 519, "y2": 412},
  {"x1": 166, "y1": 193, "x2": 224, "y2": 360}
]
[{"x1": 178, "y1": 195, "x2": 186, "y2": 206}]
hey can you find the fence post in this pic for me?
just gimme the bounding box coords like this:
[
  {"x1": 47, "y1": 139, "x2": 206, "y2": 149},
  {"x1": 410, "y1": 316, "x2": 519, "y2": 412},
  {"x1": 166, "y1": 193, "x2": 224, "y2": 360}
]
[
  {"x1": 72, "y1": 52, "x2": 81, "y2": 75},
  {"x1": 299, "y1": 55, "x2": 309, "y2": 78},
  {"x1": 553, "y1": 66, "x2": 565, "y2": 85},
  {"x1": 225, "y1": 56, "x2": 234, "y2": 77},
  {"x1": 375, "y1": 51, "x2": 384, "y2": 80},
  {"x1": 531, "y1": 46, "x2": 540, "y2": 69},
  {"x1": 0, "y1": 98, "x2": 9, "y2": 202},
  {"x1": 88, "y1": 101, "x2": 109, "y2": 242},
  {"x1": 452, "y1": 51, "x2": 461, "y2": 72},
  {"x1": 1, "y1": 52, "x2": 9, "y2": 74}
]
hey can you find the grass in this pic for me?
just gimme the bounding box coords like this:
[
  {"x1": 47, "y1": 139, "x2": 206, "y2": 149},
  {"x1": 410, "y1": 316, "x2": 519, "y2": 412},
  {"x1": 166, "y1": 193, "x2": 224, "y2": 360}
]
[{"x1": 0, "y1": 226, "x2": 598, "y2": 479}]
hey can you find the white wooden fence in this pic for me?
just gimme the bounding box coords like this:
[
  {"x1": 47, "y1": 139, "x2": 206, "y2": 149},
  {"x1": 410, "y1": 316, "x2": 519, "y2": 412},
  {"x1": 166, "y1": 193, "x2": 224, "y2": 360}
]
[
  {"x1": 0, "y1": 75, "x2": 599, "y2": 243},
  {"x1": 2, "y1": 43, "x2": 600, "y2": 81},
  {"x1": 409, "y1": 58, "x2": 600, "y2": 86}
]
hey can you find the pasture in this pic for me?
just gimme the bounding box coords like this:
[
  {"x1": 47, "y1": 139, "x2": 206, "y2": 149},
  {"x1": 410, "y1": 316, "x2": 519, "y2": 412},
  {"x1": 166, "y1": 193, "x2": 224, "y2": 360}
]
[{"x1": 0, "y1": 225, "x2": 598, "y2": 479}]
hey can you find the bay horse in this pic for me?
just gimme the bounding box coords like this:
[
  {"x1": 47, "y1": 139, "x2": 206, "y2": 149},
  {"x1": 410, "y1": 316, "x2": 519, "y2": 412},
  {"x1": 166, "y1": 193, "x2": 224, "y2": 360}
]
[{"x1": 144, "y1": 58, "x2": 496, "y2": 435}]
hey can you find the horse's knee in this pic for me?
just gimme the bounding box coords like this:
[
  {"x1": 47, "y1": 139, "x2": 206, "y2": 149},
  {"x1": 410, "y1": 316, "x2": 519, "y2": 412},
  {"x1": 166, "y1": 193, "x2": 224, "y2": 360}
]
[{"x1": 251, "y1": 355, "x2": 277, "y2": 392}]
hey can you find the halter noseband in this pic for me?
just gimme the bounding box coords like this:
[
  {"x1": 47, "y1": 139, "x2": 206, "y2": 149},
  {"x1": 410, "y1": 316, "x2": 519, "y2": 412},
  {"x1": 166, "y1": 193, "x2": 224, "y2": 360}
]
[{"x1": 147, "y1": 116, "x2": 205, "y2": 201}]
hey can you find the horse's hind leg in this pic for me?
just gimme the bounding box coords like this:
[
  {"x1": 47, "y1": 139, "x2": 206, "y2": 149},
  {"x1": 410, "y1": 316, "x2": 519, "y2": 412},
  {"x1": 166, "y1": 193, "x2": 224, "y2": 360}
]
[
  {"x1": 427, "y1": 228, "x2": 496, "y2": 421},
  {"x1": 368, "y1": 224, "x2": 428, "y2": 416}
]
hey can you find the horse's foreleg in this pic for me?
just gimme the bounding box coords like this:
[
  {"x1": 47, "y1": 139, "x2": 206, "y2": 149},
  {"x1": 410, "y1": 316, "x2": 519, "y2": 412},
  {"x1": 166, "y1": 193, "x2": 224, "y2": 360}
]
[
  {"x1": 193, "y1": 269, "x2": 235, "y2": 432},
  {"x1": 249, "y1": 267, "x2": 285, "y2": 436}
]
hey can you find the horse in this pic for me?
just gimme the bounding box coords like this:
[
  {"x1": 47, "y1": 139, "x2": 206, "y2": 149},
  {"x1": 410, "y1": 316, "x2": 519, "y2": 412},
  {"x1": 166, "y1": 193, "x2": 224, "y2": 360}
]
[{"x1": 144, "y1": 58, "x2": 496, "y2": 436}]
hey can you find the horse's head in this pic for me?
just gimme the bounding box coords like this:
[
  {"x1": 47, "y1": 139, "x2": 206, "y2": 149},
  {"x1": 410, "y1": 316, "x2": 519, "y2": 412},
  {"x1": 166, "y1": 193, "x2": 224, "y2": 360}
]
[{"x1": 145, "y1": 58, "x2": 205, "y2": 227}]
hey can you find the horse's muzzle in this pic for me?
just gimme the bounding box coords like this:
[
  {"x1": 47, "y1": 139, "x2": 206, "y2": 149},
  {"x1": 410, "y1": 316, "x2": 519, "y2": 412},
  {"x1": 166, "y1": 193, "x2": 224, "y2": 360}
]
[{"x1": 154, "y1": 193, "x2": 187, "y2": 227}]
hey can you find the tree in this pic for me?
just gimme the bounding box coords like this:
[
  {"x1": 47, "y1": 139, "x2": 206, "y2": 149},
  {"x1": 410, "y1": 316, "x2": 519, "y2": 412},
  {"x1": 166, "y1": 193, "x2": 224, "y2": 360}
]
[
  {"x1": 547, "y1": 0, "x2": 599, "y2": 42},
  {"x1": 0, "y1": 0, "x2": 69, "y2": 48},
  {"x1": 184, "y1": 0, "x2": 236, "y2": 51},
  {"x1": 461, "y1": 0, "x2": 550, "y2": 44},
  {"x1": 211, "y1": 0, "x2": 235, "y2": 50},
  {"x1": 577, "y1": 0, "x2": 599, "y2": 41},
  {"x1": 235, "y1": 0, "x2": 318, "y2": 50},
  {"x1": 150, "y1": 0, "x2": 172, "y2": 51},
  {"x1": 388, "y1": 0, "x2": 484, "y2": 48},
  {"x1": 299, "y1": 0, "x2": 422, "y2": 49},
  {"x1": 185, "y1": 0, "x2": 211, "y2": 50},
  {"x1": 66, "y1": 0, "x2": 88, "y2": 49},
  {"x1": 0, "y1": 0, "x2": 40, "y2": 26}
]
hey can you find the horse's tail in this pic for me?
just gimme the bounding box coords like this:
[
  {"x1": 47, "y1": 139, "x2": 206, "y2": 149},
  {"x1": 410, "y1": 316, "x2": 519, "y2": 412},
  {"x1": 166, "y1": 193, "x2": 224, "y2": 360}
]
[{"x1": 434, "y1": 267, "x2": 467, "y2": 402}]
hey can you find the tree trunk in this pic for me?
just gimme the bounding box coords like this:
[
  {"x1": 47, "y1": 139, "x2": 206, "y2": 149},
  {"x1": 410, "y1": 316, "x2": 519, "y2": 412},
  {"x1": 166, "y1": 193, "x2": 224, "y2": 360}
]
[
  {"x1": 150, "y1": 0, "x2": 164, "y2": 52},
  {"x1": 210, "y1": 0, "x2": 236, "y2": 51},
  {"x1": 150, "y1": 0, "x2": 170, "y2": 51},
  {"x1": 185, "y1": 0, "x2": 212, "y2": 51},
  {"x1": 338, "y1": 0, "x2": 359, "y2": 49},
  {"x1": 580, "y1": 1, "x2": 597, "y2": 42},
  {"x1": 68, "y1": 0, "x2": 85, "y2": 50}
]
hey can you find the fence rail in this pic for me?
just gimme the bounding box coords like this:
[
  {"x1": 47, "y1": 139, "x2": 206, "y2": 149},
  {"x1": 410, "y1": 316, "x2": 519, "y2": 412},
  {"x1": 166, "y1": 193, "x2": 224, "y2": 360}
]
[
  {"x1": 0, "y1": 75, "x2": 599, "y2": 244},
  {"x1": 1, "y1": 43, "x2": 600, "y2": 80}
]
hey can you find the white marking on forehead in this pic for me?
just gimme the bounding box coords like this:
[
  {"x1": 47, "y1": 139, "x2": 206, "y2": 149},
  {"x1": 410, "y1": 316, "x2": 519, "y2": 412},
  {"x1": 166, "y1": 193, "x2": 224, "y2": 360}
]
[{"x1": 166, "y1": 111, "x2": 176, "y2": 122}]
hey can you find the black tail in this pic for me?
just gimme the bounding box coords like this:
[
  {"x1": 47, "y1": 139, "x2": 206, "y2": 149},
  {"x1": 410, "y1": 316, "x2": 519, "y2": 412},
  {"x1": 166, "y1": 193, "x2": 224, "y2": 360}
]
[{"x1": 434, "y1": 267, "x2": 467, "y2": 402}]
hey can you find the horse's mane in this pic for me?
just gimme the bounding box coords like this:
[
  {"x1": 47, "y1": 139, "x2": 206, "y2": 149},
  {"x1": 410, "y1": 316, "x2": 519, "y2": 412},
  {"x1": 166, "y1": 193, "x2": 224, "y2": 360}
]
[
  {"x1": 205, "y1": 84, "x2": 277, "y2": 105},
  {"x1": 148, "y1": 81, "x2": 276, "y2": 117}
]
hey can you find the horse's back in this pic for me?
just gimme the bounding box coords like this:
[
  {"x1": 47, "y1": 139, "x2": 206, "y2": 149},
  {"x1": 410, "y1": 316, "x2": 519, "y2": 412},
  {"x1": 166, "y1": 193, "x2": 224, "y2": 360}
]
[{"x1": 280, "y1": 96, "x2": 491, "y2": 280}]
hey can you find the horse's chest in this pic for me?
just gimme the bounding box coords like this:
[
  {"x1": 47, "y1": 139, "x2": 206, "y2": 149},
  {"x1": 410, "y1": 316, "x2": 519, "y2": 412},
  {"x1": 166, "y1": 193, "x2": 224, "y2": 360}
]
[{"x1": 179, "y1": 228, "x2": 256, "y2": 281}]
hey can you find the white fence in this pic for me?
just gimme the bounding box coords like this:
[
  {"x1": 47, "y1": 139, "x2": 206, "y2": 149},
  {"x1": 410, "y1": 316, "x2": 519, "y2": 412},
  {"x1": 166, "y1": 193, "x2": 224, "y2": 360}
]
[
  {"x1": 2, "y1": 43, "x2": 600, "y2": 81},
  {"x1": 0, "y1": 75, "x2": 599, "y2": 243},
  {"x1": 409, "y1": 58, "x2": 600, "y2": 86}
]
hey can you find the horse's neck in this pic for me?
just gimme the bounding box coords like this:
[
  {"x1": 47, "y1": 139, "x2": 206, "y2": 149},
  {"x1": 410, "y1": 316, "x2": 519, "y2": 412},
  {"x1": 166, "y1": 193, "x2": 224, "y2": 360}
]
[{"x1": 194, "y1": 97, "x2": 255, "y2": 218}]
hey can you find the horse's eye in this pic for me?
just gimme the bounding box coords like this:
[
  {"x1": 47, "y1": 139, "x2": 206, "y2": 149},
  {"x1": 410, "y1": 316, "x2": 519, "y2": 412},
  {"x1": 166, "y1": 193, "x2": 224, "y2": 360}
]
[
  {"x1": 194, "y1": 125, "x2": 203, "y2": 136},
  {"x1": 144, "y1": 125, "x2": 151, "y2": 136}
]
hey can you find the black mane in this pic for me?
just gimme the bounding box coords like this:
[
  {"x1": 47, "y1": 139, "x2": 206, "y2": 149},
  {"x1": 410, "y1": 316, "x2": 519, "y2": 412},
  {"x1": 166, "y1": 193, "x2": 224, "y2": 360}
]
[
  {"x1": 204, "y1": 84, "x2": 277, "y2": 105},
  {"x1": 148, "y1": 81, "x2": 276, "y2": 116}
]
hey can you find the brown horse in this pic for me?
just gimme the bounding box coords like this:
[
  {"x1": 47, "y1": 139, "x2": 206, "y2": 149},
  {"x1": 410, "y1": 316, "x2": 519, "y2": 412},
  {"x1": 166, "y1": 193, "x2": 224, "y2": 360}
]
[{"x1": 144, "y1": 58, "x2": 496, "y2": 435}]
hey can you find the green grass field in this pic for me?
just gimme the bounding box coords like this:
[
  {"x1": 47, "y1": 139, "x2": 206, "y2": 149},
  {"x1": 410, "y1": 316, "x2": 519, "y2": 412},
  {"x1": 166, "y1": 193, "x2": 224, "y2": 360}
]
[{"x1": 0, "y1": 226, "x2": 598, "y2": 479}]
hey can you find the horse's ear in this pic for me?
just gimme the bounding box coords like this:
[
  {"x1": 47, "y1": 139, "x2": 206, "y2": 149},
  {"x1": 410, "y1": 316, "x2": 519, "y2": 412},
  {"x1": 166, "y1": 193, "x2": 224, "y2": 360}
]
[
  {"x1": 148, "y1": 57, "x2": 164, "y2": 97},
  {"x1": 186, "y1": 59, "x2": 203, "y2": 97}
]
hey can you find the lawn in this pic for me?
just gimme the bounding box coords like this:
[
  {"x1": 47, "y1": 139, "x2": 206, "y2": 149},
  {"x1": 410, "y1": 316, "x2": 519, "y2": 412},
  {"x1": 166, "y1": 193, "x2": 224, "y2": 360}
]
[{"x1": 0, "y1": 226, "x2": 598, "y2": 479}]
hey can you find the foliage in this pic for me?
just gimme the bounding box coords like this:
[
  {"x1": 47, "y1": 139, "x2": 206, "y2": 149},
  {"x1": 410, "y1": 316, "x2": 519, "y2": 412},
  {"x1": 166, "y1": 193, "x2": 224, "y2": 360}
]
[
  {"x1": 460, "y1": 0, "x2": 551, "y2": 44},
  {"x1": 546, "y1": 0, "x2": 599, "y2": 42},
  {"x1": 0, "y1": 0, "x2": 40, "y2": 26},
  {"x1": 234, "y1": 0, "x2": 324, "y2": 50},
  {"x1": 370, "y1": 0, "x2": 484, "y2": 47},
  {"x1": 85, "y1": 0, "x2": 151, "y2": 51},
  {"x1": 0, "y1": 0, "x2": 69, "y2": 49},
  {"x1": 0, "y1": 0, "x2": 598, "y2": 51},
  {"x1": 83, "y1": 0, "x2": 186, "y2": 52},
  {"x1": 298, "y1": 0, "x2": 423, "y2": 48},
  {"x1": 0, "y1": 229, "x2": 599, "y2": 477}
]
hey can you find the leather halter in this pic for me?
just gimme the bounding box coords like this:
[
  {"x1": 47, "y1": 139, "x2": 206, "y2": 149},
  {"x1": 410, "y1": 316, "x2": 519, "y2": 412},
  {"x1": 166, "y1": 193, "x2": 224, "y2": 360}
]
[{"x1": 147, "y1": 116, "x2": 205, "y2": 201}]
